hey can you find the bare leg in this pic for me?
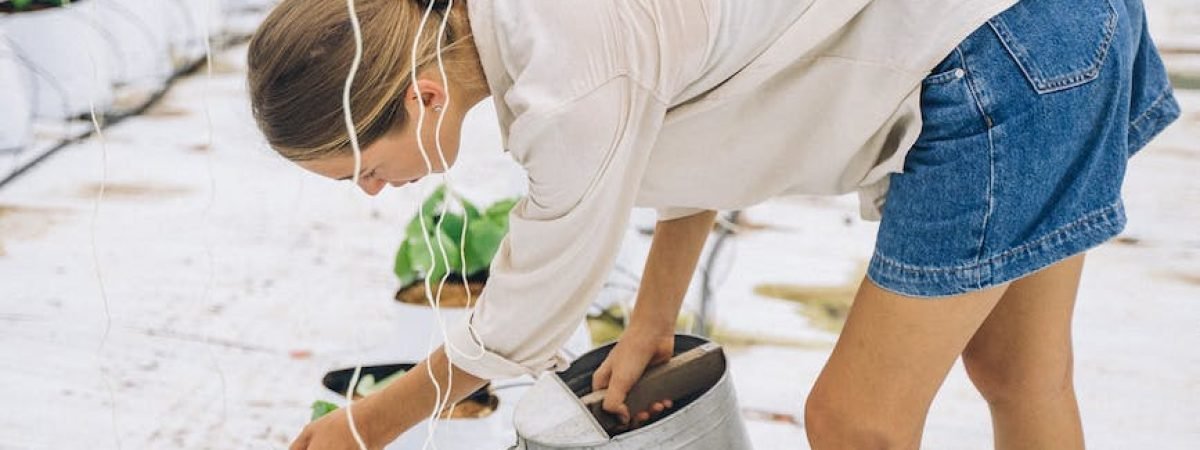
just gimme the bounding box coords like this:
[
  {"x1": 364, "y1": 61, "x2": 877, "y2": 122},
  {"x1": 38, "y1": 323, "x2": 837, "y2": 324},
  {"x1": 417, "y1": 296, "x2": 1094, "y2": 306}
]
[
  {"x1": 961, "y1": 254, "x2": 1086, "y2": 449},
  {"x1": 805, "y1": 279, "x2": 1010, "y2": 449}
]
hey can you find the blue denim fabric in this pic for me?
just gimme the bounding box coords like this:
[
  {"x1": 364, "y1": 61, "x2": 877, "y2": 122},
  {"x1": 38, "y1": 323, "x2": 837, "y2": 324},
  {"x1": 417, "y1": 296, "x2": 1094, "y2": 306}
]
[{"x1": 868, "y1": 0, "x2": 1180, "y2": 298}]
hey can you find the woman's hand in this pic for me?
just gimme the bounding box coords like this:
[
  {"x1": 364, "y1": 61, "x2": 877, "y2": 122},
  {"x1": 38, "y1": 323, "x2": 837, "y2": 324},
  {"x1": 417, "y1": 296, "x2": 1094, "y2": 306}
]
[
  {"x1": 290, "y1": 402, "x2": 383, "y2": 450},
  {"x1": 591, "y1": 325, "x2": 676, "y2": 428}
]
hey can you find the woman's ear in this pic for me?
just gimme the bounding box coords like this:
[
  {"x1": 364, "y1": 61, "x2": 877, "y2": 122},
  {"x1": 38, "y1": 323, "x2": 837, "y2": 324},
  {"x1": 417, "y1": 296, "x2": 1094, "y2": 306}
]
[{"x1": 406, "y1": 77, "x2": 448, "y2": 112}]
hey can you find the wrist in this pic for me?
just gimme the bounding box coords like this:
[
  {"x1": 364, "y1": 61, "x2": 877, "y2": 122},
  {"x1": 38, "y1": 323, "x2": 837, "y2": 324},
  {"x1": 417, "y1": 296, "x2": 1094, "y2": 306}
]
[
  {"x1": 358, "y1": 390, "x2": 402, "y2": 446},
  {"x1": 626, "y1": 318, "x2": 675, "y2": 340}
]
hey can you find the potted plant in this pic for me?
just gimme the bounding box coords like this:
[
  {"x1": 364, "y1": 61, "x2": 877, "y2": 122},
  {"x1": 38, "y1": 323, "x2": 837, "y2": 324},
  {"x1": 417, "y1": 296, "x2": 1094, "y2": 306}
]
[
  {"x1": 315, "y1": 364, "x2": 499, "y2": 421},
  {"x1": 310, "y1": 363, "x2": 530, "y2": 450},
  {"x1": 383, "y1": 185, "x2": 513, "y2": 362},
  {"x1": 385, "y1": 185, "x2": 593, "y2": 359},
  {"x1": 393, "y1": 184, "x2": 514, "y2": 308},
  {"x1": 2, "y1": 0, "x2": 116, "y2": 119}
]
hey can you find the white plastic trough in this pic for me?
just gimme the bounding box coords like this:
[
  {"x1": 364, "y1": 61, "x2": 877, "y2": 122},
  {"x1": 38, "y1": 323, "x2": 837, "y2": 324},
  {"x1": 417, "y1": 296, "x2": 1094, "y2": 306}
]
[
  {"x1": 95, "y1": 0, "x2": 175, "y2": 89},
  {"x1": 0, "y1": 28, "x2": 33, "y2": 152},
  {"x1": 1, "y1": 2, "x2": 115, "y2": 119}
]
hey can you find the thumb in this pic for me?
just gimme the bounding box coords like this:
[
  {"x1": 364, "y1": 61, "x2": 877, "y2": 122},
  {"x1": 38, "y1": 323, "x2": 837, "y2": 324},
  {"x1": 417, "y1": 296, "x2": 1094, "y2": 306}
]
[
  {"x1": 602, "y1": 367, "x2": 638, "y2": 424},
  {"x1": 592, "y1": 359, "x2": 612, "y2": 392}
]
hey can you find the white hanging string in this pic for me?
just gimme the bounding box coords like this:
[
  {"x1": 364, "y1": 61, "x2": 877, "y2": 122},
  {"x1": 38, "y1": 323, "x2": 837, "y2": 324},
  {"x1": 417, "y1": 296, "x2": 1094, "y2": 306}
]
[
  {"x1": 338, "y1": 2, "x2": 489, "y2": 448},
  {"x1": 79, "y1": 0, "x2": 122, "y2": 448},
  {"x1": 405, "y1": 1, "x2": 493, "y2": 448},
  {"x1": 407, "y1": 5, "x2": 447, "y2": 449},
  {"x1": 339, "y1": 0, "x2": 371, "y2": 448},
  {"x1": 198, "y1": 0, "x2": 230, "y2": 442}
]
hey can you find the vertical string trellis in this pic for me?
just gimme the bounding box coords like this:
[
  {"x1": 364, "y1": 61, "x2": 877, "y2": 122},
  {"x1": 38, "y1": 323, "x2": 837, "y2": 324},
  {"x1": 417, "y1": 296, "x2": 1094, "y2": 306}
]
[{"x1": 80, "y1": 0, "x2": 122, "y2": 448}]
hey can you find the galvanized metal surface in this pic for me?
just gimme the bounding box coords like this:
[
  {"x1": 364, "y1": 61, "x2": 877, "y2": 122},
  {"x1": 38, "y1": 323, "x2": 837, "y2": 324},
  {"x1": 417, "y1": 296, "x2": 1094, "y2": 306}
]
[{"x1": 513, "y1": 335, "x2": 752, "y2": 450}]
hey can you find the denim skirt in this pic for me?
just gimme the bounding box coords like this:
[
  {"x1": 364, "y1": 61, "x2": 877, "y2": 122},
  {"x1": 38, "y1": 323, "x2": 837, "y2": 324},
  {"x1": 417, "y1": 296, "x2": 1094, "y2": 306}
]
[{"x1": 867, "y1": 0, "x2": 1181, "y2": 297}]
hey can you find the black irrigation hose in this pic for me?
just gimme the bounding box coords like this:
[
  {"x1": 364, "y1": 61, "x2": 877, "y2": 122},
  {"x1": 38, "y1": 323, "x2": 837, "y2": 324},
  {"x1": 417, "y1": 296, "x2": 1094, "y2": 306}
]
[{"x1": 0, "y1": 34, "x2": 251, "y2": 190}]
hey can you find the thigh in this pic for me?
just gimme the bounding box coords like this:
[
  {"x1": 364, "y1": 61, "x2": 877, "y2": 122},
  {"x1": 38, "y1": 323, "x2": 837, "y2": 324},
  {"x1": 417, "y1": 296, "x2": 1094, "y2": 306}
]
[
  {"x1": 963, "y1": 254, "x2": 1085, "y2": 384},
  {"x1": 810, "y1": 279, "x2": 1009, "y2": 435}
]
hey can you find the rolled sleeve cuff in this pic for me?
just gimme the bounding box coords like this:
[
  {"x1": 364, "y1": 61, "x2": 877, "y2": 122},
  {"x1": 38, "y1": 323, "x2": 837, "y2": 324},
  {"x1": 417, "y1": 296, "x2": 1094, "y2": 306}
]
[{"x1": 444, "y1": 314, "x2": 572, "y2": 381}]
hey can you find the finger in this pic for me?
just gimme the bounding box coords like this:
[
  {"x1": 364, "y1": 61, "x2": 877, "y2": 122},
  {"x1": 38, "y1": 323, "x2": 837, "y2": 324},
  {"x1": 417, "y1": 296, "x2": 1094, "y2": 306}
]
[
  {"x1": 652, "y1": 402, "x2": 665, "y2": 413},
  {"x1": 592, "y1": 361, "x2": 611, "y2": 391},
  {"x1": 602, "y1": 375, "x2": 634, "y2": 423},
  {"x1": 663, "y1": 399, "x2": 673, "y2": 409}
]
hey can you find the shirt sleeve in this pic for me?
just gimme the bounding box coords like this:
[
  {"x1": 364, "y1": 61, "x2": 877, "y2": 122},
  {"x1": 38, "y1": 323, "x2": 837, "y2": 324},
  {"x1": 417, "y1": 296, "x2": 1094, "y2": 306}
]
[{"x1": 444, "y1": 77, "x2": 668, "y2": 380}]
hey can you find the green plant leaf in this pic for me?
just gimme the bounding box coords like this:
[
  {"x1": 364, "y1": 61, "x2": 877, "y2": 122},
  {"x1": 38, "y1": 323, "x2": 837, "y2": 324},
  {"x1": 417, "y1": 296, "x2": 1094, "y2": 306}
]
[
  {"x1": 464, "y1": 219, "x2": 506, "y2": 275},
  {"x1": 438, "y1": 212, "x2": 465, "y2": 243},
  {"x1": 311, "y1": 400, "x2": 339, "y2": 422},
  {"x1": 407, "y1": 226, "x2": 462, "y2": 285},
  {"x1": 393, "y1": 241, "x2": 417, "y2": 288},
  {"x1": 420, "y1": 185, "x2": 448, "y2": 220},
  {"x1": 432, "y1": 226, "x2": 463, "y2": 283},
  {"x1": 485, "y1": 198, "x2": 518, "y2": 225},
  {"x1": 461, "y1": 197, "x2": 482, "y2": 219},
  {"x1": 11, "y1": 0, "x2": 33, "y2": 10},
  {"x1": 397, "y1": 190, "x2": 519, "y2": 285}
]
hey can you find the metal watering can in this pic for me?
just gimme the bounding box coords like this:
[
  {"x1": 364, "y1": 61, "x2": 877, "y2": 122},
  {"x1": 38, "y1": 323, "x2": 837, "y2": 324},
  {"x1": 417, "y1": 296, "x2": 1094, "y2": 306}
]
[{"x1": 510, "y1": 335, "x2": 751, "y2": 449}]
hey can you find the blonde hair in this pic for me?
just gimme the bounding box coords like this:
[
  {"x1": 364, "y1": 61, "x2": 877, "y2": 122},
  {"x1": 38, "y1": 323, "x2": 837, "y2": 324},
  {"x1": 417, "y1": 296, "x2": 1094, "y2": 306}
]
[{"x1": 247, "y1": 0, "x2": 484, "y2": 161}]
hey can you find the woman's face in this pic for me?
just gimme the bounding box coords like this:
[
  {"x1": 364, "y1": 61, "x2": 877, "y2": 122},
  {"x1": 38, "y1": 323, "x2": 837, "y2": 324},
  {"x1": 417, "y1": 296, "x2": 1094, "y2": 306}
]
[{"x1": 296, "y1": 79, "x2": 467, "y2": 196}]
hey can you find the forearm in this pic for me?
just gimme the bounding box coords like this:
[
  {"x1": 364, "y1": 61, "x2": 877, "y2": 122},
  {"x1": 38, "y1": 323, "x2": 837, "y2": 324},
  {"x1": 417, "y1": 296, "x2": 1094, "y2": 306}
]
[
  {"x1": 364, "y1": 345, "x2": 487, "y2": 444},
  {"x1": 629, "y1": 210, "x2": 718, "y2": 332}
]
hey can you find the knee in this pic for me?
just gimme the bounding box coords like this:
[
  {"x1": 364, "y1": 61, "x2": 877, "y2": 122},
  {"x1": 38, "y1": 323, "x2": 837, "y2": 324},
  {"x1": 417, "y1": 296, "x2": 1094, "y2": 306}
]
[
  {"x1": 961, "y1": 348, "x2": 1075, "y2": 405},
  {"x1": 804, "y1": 385, "x2": 917, "y2": 450}
]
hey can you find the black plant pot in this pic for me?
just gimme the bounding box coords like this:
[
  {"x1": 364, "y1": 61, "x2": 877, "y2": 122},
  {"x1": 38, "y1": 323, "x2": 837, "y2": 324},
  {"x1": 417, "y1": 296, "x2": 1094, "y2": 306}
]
[{"x1": 322, "y1": 363, "x2": 493, "y2": 405}]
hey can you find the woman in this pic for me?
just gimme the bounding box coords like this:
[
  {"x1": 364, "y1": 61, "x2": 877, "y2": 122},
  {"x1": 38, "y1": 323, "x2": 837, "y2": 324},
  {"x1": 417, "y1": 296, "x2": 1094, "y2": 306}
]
[{"x1": 248, "y1": 0, "x2": 1179, "y2": 448}]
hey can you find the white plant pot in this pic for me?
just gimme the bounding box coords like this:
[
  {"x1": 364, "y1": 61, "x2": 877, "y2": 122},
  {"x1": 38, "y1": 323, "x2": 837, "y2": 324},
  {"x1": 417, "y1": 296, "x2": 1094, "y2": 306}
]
[
  {"x1": 94, "y1": 0, "x2": 174, "y2": 88},
  {"x1": 0, "y1": 30, "x2": 33, "y2": 152},
  {"x1": 2, "y1": 2, "x2": 116, "y2": 119}
]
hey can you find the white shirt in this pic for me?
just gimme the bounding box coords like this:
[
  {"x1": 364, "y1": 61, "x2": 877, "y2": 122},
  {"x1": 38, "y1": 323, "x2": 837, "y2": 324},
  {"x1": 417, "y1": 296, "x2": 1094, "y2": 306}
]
[{"x1": 447, "y1": 0, "x2": 1017, "y2": 380}]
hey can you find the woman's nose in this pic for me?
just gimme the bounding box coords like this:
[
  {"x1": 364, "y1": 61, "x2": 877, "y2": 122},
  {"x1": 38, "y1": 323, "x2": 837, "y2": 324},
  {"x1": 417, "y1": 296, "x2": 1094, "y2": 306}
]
[{"x1": 358, "y1": 177, "x2": 387, "y2": 196}]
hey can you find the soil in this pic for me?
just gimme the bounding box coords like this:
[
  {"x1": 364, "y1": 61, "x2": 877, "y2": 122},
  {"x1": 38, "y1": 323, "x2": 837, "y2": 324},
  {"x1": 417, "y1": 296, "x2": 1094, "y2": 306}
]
[{"x1": 395, "y1": 279, "x2": 486, "y2": 308}]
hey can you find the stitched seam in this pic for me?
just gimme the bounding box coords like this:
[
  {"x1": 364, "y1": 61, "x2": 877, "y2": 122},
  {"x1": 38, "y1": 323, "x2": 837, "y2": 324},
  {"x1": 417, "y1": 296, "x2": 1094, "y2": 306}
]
[
  {"x1": 987, "y1": 0, "x2": 1119, "y2": 93},
  {"x1": 1130, "y1": 88, "x2": 1175, "y2": 132},
  {"x1": 1036, "y1": 1, "x2": 1119, "y2": 91},
  {"x1": 872, "y1": 200, "x2": 1123, "y2": 274},
  {"x1": 957, "y1": 46, "x2": 996, "y2": 277},
  {"x1": 924, "y1": 68, "x2": 963, "y2": 85}
]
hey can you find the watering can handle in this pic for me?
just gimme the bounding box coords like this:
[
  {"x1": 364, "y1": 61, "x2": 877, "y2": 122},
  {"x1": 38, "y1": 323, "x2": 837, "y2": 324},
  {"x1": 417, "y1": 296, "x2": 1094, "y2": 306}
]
[{"x1": 580, "y1": 342, "x2": 725, "y2": 435}]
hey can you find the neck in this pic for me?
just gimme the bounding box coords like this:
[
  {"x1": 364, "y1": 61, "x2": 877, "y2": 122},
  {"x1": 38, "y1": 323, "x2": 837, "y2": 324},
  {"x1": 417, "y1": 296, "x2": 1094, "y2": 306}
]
[{"x1": 448, "y1": 0, "x2": 491, "y2": 107}]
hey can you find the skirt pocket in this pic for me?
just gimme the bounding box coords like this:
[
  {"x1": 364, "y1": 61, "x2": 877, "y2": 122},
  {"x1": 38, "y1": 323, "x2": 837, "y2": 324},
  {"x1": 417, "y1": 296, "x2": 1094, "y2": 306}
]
[{"x1": 987, "y1": 0, "x2": 1119, "y2": 94}]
